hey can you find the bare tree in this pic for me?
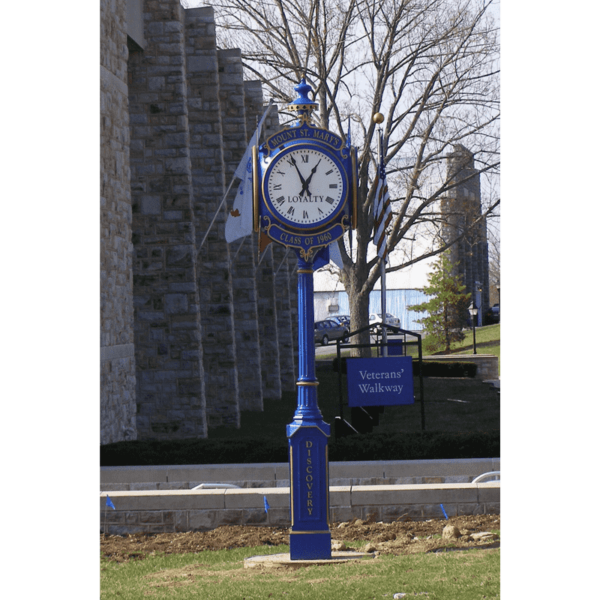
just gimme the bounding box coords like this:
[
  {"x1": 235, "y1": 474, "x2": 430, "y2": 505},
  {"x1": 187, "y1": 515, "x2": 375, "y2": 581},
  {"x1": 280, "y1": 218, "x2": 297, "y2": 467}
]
[{"x1": 213, "y1": 0, "x2": 500, "y2": 353}]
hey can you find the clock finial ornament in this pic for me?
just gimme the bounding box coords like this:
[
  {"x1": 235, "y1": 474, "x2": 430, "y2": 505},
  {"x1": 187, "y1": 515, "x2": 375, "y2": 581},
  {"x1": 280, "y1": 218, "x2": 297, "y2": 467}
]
[{"x1": 287, "y1": 78, "x2": 319, "y2": 126}]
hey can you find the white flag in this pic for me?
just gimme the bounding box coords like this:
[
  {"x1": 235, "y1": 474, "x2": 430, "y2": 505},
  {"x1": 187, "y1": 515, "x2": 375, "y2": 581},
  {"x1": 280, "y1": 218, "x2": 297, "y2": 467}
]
[
  {"x1": 328, "y1": 239, "x2": 344, "y2": 270},
  {"x1": 225, "y1": 101, "x2": 273, "y2": 243}
]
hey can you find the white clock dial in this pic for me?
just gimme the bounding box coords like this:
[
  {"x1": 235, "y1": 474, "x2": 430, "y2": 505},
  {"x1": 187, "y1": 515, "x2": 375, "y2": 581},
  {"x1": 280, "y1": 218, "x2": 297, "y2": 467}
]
[{"x1": 265, "y1": 147, "x2": 346, "y2": 227}]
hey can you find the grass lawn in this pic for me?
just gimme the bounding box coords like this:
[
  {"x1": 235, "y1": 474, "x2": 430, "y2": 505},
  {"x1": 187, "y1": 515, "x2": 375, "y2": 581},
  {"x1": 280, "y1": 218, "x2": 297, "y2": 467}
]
[
  {"x1": 440, "y1": 324, "x2": 500, "y2": 371},
  {"x1": 101, "y1": 544, "x2": 500, "y2": 600},
  {"x1": 317, "y1": 324, "x2": 500, "y2": 368}
]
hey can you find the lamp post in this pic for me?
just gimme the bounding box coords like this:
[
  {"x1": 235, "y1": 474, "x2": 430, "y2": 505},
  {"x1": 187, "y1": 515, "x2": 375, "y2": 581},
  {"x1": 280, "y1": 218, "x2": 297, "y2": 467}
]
[
  {"x1": 468, "y1": 302, "x2": 478, "y2": 354},
  {"x1": 496, "y1": 284, "x2": 502, "y2": 323}
]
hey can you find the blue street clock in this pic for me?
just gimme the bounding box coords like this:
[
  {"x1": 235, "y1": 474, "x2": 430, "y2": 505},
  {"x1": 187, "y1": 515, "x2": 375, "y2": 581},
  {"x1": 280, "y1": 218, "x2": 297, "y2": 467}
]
[
  {"x1": 252, "y1": 79, "x2": 358, "y2": 560},
  {"x1": 253, "y1": 79, "x2": 357, "y2": 260}
]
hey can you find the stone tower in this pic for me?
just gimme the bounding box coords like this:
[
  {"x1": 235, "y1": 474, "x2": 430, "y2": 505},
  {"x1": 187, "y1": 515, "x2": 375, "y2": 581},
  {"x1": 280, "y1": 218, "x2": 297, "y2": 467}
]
[
  {"x1": 441, "y1": 145, "x2": 490, "y2": 320},
  {"x1": 100, "y1": 0, "x2": 297, "y2": 443}
]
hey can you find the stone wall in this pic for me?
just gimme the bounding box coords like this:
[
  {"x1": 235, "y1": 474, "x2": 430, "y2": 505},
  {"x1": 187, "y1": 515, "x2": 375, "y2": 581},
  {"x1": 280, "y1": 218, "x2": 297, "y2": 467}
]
[
  {"x1": 100, "y1": 0, "x2": 138, "y2": 445},
  {"x1": 422, "y1": 354, "x2": 499, "y2": 381},
  {"x1": 127, "y1": 0, "x2": 207, "y2": 440},
  {"x1": 185, "y1": 7, "x2": 240, "y2": 429},
  {"x1": 100, "y1": 481, "x2": 500, "y2": 534},
  {"x1": 100, "y1": 0, "x2": 300, "y2": 442}
]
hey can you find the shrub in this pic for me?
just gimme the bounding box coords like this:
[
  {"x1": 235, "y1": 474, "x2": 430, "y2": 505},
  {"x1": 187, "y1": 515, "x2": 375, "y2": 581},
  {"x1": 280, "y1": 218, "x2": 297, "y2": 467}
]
[{"x1": 100, "y1": 430, "x2": 499, "y2": 466}]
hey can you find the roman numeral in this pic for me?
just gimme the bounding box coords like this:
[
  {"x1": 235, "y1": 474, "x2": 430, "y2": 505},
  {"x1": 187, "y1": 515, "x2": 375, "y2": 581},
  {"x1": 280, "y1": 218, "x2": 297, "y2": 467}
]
[
  {"x1": 287, "y1": 206, "x2": 295, "y2": 215},
  {"x1": 325, "y1": 169, "x2": 334, "y2": 175},
  {"x1": 318, "y1": 208, "x2": 324, "y2": 215},
  {"x1": 276, "y1": 196, "x2": 285, "y2": 205},
  {"x1": 329, "y1": 183, "x2": 338, "y2": 188},
  {"x1": 303, "y1": 210, "x2": 309, "y2": 219},
  {"x1": 325, "y1": 196, "x2": 335, "y2": 204},
  {"x1": 273, "y1": 184, "x2": 282, "y2": 190},
  {"x1": 301, "y1": 154, "x2": 309, "y2": 163}
]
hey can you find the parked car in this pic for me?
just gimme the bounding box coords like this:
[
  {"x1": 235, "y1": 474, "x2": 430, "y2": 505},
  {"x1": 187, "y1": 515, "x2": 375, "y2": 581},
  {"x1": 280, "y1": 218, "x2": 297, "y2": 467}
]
[
  {"x1": 484, "y1": 304, "x2": 500, "y2": 325},
  {"x1": 314, "y1": 319, "x2": 349, "y2": 345},
  {"x1": 369, "y1": 312, "x2": 401, "y2": 332},
  {"x1": 331, "y1": 315, "x2": 350, "y2": 327}
]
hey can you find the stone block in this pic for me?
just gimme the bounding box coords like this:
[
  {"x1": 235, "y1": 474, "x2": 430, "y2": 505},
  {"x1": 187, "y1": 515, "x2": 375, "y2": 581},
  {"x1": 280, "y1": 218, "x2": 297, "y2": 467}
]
[
  {"x1": 476, "y1": 482, "x2": 500, "y2": 503},
  {"x1": 105, "y1": 524, "x2": 149, "y2": 536},
  {"x1": 359, "y1": 506, "x2": 382, "y2": 521},
  {"x1": 266, "y1": 508, "x2": 291, "y2": 527},
  {"x1": 130, "y1": 482, "x2": 159, "y2": 491},
  {"x1": 165, "y1": 293, "x2": 189, "y2": 314},
  {"x1": 172, "y1": 511, "x2": 189, "y2": 532},
  {"x1": 380, "y1": 504, "x2": 421, "y2": 522},
  {"x1": 140, "y1": 196, "x2": 161, "y2": 215},
  {"x1": 330, "y1": 506, "x2": 353, "y2": 523},
  {"x1": 330, "y1": 486, "x2": 351, "y2": 507},
  {"x1": 423, "y1": 503, "x2": 456, "y2": 518},
  {"x1": 224, "y1": 487, "x2": 287, "y2": 509},
  {"x1": 138, "y1": 511, "x2": 164, "y2": 524},
  {"x1": 330, "y1": 461, "x2": 385, "y2": 479},
  {"x1": 157, "y1": 482, "x2": 188, "y2": 490},
  {"x1": 483, "y1": 502, "x2": 500, "y2": 514},
  {"x1": 219, "y1": 510, "x2": 244, "y2": 525},
  {"x1": 101, "y1": 483, "x2": 130, "y2": 491},
  {"x1": 187, "y1": 56, "x2": 217, "y2": 73},
  {"x1": 456, "y1": 503, "x2": 478, "y2": 516},
  {"x1": 188, "y1": 510, "x2": 220, "y2": 531},
  {"x1": 165, "y1": 157, "x2": 190, "y2": 174},
  {"x1": 243, "y1": 508, "x2": 268, "y2": 525}
]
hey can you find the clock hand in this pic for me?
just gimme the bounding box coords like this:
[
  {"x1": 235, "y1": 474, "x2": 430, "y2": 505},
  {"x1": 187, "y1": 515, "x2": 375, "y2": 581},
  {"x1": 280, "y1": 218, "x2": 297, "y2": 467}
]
[
  {"x1": 300, "y1": 159, "x2": 321, "y2": 197},
  {"x1": 289, "y1": 155, "x2": 308, "y2": 196}
]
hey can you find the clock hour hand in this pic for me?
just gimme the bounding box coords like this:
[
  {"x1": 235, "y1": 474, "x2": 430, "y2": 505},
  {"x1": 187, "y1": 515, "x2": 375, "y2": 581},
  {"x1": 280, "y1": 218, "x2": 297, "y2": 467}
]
[{"x1": 300, "y1": 159, "x2": 321, "y2": 197}]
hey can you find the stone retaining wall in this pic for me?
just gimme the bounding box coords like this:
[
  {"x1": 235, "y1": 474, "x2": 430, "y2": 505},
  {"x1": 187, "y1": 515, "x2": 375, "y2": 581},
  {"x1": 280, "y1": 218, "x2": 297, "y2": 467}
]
[
  {"x1": 100, "y1": 482, "x2": 500, "y2": 534},
  {"x1": 422, "y1": 354, "x2": 498, "y2": 381}
]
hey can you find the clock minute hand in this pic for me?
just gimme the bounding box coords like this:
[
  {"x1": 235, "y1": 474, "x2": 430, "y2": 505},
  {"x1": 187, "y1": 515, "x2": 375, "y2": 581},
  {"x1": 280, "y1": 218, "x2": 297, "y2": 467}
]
[
  {"x1": 289, "y1": 155, "x2": 308, "y2": 196},
  {"x1": 300, "y1": 159, "x2": 321, "y2": 197}
]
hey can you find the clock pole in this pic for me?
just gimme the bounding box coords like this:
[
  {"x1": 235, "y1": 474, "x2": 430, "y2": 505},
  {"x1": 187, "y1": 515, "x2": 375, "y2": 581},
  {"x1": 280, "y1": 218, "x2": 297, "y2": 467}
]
[{"x1": 286, "y1": 253, "x2": 332, "y2": 559}]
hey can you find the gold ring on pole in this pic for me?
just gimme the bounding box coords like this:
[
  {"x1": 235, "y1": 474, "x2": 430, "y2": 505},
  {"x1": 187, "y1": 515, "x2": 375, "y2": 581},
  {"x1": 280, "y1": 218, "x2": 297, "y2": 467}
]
[{"x1": 296, "y1": 381, "x2": 319, "y2": 387}]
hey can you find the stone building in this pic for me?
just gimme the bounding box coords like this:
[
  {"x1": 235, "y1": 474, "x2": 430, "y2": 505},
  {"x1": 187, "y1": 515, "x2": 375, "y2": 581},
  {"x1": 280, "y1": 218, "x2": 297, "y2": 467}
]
[
  {"x1": 441, "y1": 144, "x2": 490, "y2": 320},
  {"x1": 100, "y1": 0, "x2": 297, "y2": 445}
]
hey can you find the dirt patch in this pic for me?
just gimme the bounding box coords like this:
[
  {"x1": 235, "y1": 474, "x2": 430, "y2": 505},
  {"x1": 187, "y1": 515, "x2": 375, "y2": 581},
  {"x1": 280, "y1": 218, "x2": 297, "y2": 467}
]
[{"x1": 101, "y1": 514, "x2": 499, "y2": 563}]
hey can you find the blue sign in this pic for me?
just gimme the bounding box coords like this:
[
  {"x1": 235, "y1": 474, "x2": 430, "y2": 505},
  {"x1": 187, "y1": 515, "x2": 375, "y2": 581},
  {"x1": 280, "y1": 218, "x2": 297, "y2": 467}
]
[{"x1": 347, "y1": 357, "x2": 414, "y2": 407}]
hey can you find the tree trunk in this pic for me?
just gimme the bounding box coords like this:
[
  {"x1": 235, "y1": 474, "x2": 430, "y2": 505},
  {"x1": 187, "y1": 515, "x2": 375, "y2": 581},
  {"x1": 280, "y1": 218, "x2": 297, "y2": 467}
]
[{"x1": 344, "y1": 263, "x2": 372, "y2": 358}]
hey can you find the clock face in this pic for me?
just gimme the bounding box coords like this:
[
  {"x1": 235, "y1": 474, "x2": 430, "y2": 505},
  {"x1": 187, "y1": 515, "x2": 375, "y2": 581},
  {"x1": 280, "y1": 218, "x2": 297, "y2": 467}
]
[{"x1": 264, "y1": 145, "x2": 347, "y2": 229}]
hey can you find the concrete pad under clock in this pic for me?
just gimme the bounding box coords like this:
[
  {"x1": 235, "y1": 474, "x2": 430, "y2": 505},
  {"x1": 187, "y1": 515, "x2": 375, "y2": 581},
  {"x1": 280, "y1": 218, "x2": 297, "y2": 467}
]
[{"x1": 244, "y1": 550, "x2": 375, "y2": 569}]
